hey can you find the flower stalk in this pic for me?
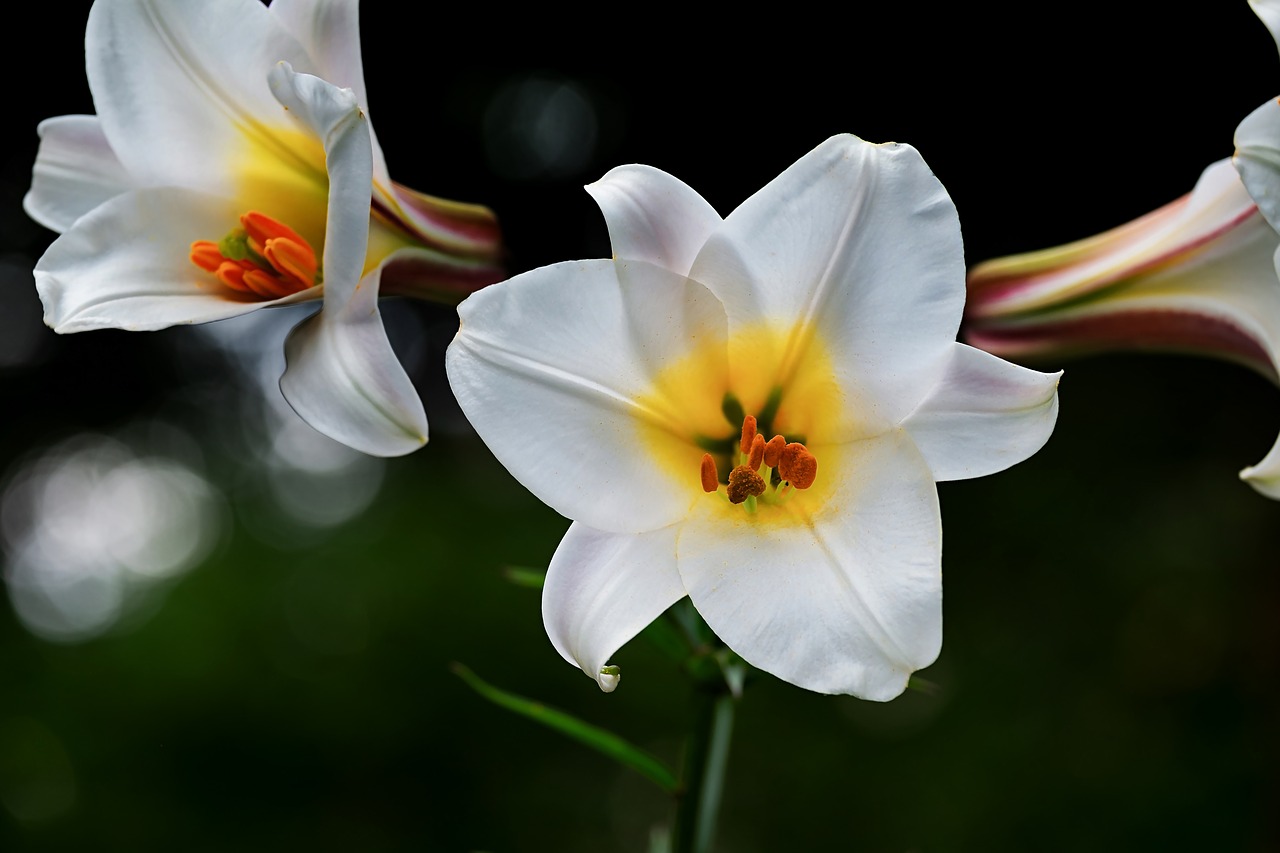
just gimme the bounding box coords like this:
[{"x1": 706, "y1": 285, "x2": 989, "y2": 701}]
[{"x1": 671, "y1": 680, "x2": 737, "y2": 853}]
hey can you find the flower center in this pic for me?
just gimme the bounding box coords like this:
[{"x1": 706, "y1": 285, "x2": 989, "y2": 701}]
[
  {"x1": 190, "y1": 211, "x2": 322, "y2": 300},
  {"x1": 700, "y1": 414, "x2": 818, "y2": 513}
]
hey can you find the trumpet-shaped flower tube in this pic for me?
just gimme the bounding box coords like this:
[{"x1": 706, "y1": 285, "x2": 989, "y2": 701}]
[
  {"x1": 966, "y1": 1, "x2": 1280, "y2": 499},
  {"x1": 447, "y1": 135, "x2": 1061, "y2": 700},
  {"x1": 27, "y1": 0, "x2": 503, "y2": 456}
]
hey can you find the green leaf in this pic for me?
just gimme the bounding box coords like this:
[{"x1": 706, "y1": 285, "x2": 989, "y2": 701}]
[
  {"x1": 501, "y1": 565, "x2": 546, "y2": 589},
  {"x1": 451, "y1": 663, "x2": 678, "y2": 793}
]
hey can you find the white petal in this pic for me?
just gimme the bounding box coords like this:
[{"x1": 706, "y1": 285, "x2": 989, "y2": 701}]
[
  {"x1": 970, "y1": 159, "x2": 1256, "y2": 319},
  {"x1": 677, "y1": 430, "x2": 941, "y2": 700},
  {"x1": 279, "y1": 283, "x2": 428, "y2": 457},
  {"x1": 543, "y1": 522, "x2": 686, "y2": 692},
  {"x1": 1240, "y1": 243, "x2": 1280, "y2": 499},
  {"x1": 266, "y1": 63, "x2": 370, "y2": 308},
  {"x1": 34, "y1": 187, "x2": 319, "y2": 333},
  {"x1": 585, "y1": 164, "x2": 722, "y2": 275},
  {"x1": 902, "y1": 343, "x2": 1061, "y2": 482},
  {"x1": 689, "y1": 134, "x2": 965, "y2": 429},
  {"x1": 1234, "y1": 98, "x2": 1280, "y2": 234},
  {"x1": 268, "y1": 63, "x2": 427, "y2": 456},
  {"x1": 1241, "y1": 432, "x2": 1280, "y2": 499},
  {"x1": 269, "y1": 0, "x2": 369, "y2": 109},
  {"x1": 24, "y1": 116, "x2": 132, "y2": 233},
  {"x1": 86, "y1": 0, "x2": 311, "y2": 190},
  {"x1": 447, "y1": 258, "x2": 729, "y2": 534},
  {"x1": 267, "y1": 0, "x2": 393, "y2": 190},
  {"x1": 1251, "y1": 0, "x2": 1280, "y2": 56}
]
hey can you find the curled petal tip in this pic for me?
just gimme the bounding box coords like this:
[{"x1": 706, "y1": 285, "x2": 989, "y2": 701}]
[{"x1": 597, "y1": 665, "x2": 621, "y2": 693}]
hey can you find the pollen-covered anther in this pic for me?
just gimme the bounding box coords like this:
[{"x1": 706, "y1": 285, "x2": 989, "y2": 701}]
[
  {"x1": 699, "y1": 453, "x2": 719, "y2": 493},
  {"x1": 763, "y1": 434, "x2": 785, "y2": 469},
  {"x1": 726, "y1": 464, "x2": 766, "y2": 505},
  {"x1": 778, "y1": 442, "x2": 818, "y2": 490},
  {"x1": 190, "y1": 210, "x2": 320, "y2": 300},
  {"x1": 748, "y1": 433, "x2": 765, "y2": 470},
  {"x1": 739, "y1": 415, "x2": 757, "y2": 456}
]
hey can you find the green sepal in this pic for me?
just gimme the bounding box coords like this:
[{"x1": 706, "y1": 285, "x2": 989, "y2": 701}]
[{"x1": 451, "y1": 663, "x2": 678, "y2": 793}]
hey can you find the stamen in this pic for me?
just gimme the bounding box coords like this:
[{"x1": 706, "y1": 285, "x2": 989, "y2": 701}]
[
  {"x1": 700, "y1": 453, "x2": 719, "y2": 493},
  {"x1": 726, "y1": 465, "x2": 765, "y2": 504},
  {"x1": 191, "y1": 211, "x2": 321, "y2": 300},
  {"x1": 739, "y1": 415, "x2": 758, "y2": 456},
  {"x1": 243, "y1": 268, "x2": 298, "y2": 300},
  {"x1": 241, "y1": 211, "x2": 308, "y2": 249},
  {"x1": 214, "y1": 260, "x2": 253, "y2": 293},
  {"x1": 190, "y1": 241, "x2": 224, "y2": 273},
  {"x1": 264, "y1": 237, "x2": 318, "y2": 287},
  {"x1": 779, "y1": 442, "x2": 818, "y2": 489},
  {"x1": 748, "y1": 434, "x2": 765, "y2": 470},
  {"x1": 763, "y1": 435, "x2": 785, "y2": 469}
]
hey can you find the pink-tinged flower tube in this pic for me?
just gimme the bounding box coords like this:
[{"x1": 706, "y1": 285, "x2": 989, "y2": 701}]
[
  {"x1": 965, "y1": 160, "x2": 1279, "y2": 382},
  {"x1": 447, "y1": 135, "x2": 1061, "y2": 700},
  {"x1": 967, "y1": 0, "x2": 1280, "y2": 499},
  {"x1": 26, "y1": 0, "x2": 503, "y2": 457}
]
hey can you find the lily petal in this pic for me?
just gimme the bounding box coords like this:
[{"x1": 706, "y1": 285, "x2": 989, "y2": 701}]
[
  {"x1": 968, "y1": 160, "x2": 1258, "y2": 320},
  {"x1": 1251, "y1": 0, "x2": 1280, "y2": 55},
  {"x1": 86, "y1": 0, "x2": 310, "y2": 191},
  {"x1": 677, "y1": 430, "x2": 941, "y2": 700},
  {"x1": 266, "y1": 62, "x2": 428, "y2": 456},
  {"x1": 24, "y1": 116, "x2": 131, "y2": 233},
  {"x1": 379, "y1": 182, "x2": 506, "y2": 279},
  {"x1": 965, "y1": 160, "x2": 1280, "y2": 381},
  {"x1": 34, "y1": 186, "x2": 320, "y2": 332},
  {"x1": 448, "y1": 258, "x2": 729, "y2": 534},
  {"x1": 543, "y1": 522, "x2": 686, "y2": 692},
  {"x1": 902, "y1": 343, "x2": 1061, "y2": 482},
  {"x1": 690, "y1": 134, "x2": 965, "y2": 432},
  {"x1": 1235, "y1": 97, "x2": 1280, "y2": 234},
  {"x1": 268, "y1": 0, "x2": 393, "y2": 191},
  {"x1": 279, "y1": 288, "x2": 428, "y2": 456},
  {"x1": 1241, "y1": 419, "x2": 1280, "y2": 497},
  {"x1": 585, "y1": 164, "x2": 723, "y2": 276}
]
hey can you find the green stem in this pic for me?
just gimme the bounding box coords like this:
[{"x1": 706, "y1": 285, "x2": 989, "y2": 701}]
[{"x1": 670, "y1": 681, "x2": 736, "y2": 853}]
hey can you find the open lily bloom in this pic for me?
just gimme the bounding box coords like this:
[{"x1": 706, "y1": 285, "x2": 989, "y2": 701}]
[
  {"x1": 27, "y1": 0, "x2": 503, "y2": 456},
  {"x1": 447, "y1": 135, "x2": 1061, "y2": 699},
  {"x1": 967, "y1": 1, "x2": 1280, "y2": 499}
]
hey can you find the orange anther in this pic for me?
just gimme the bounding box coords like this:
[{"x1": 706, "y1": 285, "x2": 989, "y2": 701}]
[
  {"x1": 241, "y1": 211, "x2": 307, "y2": 250},
  {"x1": 699, "y1": 453, "x2": 719, "y2": 493},
  {"x1": 193, "y1": 212, "x2": 321, "y2": 301},
  {"x1": 264, "y1": 237, "x2": 318, "y2": 287},
  {"x1": 739, "y1": 415, "x2": 757, "y2": 456},
  {"x1": 778, "y1": 442, "x2": 818, "y2": 490},
  {"x1": 242, "y1": 268, "x2": 298, "y2": 300},
  {"x1": 748, "y1": 434, "x2": 765, "y2": 470},
  {"x1": 190, "y1": 241, "x2": 224, "y2": 273},
  {"x1": 726, "y1": 464, "x2": 765, "y2": 505},
  {"x1": 763, "y1": 435, "x2": 786, "y2": 468},
  {"x1": 214, "y1": 261, "x2": 253, "y2": 293}
]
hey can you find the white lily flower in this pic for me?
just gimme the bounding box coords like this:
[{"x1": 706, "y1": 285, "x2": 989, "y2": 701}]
[
  {"x1": 26, "y1": 0, "x2": 503, "y2": 457},
  {"x1": 967, "y1": 0, "x2": 1280, "y2": 499},
  {"x1": 447, "y1": 135, "x2": 1061, "y2": 700}
]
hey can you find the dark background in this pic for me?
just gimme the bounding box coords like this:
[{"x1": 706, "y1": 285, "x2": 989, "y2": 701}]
[{"x1": 0, "y1": 2, "x2": 1277, "y2": 850}]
